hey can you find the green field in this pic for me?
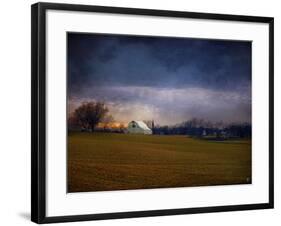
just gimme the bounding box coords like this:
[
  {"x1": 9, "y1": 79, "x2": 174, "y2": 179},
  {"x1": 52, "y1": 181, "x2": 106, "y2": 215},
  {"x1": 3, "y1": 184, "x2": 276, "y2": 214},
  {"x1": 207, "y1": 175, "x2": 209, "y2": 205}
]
[{"x1": 68, "y1": 132, "x2": 251, "y2": 192}]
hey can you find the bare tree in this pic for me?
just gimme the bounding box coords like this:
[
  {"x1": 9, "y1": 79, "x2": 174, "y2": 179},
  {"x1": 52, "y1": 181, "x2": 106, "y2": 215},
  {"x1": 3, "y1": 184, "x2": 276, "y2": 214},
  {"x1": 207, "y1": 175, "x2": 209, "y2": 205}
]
[{"x1": 73, "y1": 101, "x2": 108, "y2": 131}]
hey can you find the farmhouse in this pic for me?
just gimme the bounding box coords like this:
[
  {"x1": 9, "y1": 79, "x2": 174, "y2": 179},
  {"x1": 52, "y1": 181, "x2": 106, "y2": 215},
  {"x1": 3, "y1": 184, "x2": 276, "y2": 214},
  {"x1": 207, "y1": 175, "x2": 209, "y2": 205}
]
[{"x1": 127, "y1": 121, "x2": 152, "y2": 135}]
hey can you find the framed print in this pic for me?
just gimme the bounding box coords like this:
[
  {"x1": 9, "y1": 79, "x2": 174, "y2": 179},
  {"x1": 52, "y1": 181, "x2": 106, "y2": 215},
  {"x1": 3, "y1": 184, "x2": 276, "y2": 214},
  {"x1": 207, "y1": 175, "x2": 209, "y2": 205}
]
[{"x1": 31, "y1": 2, "x2": 274, "y2": 224}]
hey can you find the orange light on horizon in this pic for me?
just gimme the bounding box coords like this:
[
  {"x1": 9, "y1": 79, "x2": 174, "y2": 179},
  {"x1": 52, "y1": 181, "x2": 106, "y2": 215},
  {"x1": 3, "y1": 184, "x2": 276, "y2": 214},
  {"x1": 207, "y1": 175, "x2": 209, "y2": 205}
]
[{"x1": 97, "y1": 122, "x2": 128, "y2": 129}]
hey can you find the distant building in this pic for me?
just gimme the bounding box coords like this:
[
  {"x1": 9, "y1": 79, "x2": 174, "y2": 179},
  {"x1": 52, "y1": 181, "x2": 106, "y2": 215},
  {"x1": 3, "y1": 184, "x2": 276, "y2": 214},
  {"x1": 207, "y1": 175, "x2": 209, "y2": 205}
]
[{"x1": 127, "y1": 121, "x2": 152, "y2": 135}]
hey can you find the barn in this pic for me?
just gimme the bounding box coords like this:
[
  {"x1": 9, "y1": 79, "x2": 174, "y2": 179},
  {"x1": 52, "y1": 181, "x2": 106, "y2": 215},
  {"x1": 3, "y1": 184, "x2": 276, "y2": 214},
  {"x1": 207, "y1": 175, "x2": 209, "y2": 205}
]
[{"x1": 127, "y1": 121, "x2": 152, "y2": 135}]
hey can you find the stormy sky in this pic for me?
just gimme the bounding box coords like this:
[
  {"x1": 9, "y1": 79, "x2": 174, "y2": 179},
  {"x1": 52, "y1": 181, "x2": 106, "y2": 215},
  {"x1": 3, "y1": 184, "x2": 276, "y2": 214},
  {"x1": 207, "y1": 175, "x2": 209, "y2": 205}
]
[{"x1": 67, "y1": 33, "x2": 251, "y2": 125}]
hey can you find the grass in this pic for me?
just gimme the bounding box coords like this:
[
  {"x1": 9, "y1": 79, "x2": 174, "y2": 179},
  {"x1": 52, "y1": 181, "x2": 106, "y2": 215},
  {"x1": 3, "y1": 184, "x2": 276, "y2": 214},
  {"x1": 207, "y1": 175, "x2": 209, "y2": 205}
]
[{"x1": 68, "y1": 132, "x2": 251, "y2": 192}]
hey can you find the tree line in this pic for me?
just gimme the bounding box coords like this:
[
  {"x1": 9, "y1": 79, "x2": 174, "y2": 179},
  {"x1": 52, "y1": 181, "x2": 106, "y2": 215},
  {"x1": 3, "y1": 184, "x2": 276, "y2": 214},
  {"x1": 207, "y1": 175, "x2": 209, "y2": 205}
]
[{"x1": 152, "y1": 118, "x2": 251, "y2": 138}]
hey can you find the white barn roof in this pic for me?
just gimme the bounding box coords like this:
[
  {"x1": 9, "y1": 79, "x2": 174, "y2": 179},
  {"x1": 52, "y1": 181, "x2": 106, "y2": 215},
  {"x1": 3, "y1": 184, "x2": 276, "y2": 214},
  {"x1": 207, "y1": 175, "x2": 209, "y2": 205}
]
[
  {"x1": 134, "y1": 121, "x2": 151, "y2": 130},
  {"x1": 127, "y1": 121, "x2": 152, "y2": 134}
]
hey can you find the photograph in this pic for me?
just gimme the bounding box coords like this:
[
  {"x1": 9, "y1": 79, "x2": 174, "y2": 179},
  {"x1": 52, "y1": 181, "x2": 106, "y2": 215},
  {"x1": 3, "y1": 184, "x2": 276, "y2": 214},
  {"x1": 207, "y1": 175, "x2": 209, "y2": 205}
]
[
  {"x1": 67, "y1": 33, "x2": 252, "y2": 193},
  {"x1": 30, "y1": 2, "x2": 274, "y2": 223}
]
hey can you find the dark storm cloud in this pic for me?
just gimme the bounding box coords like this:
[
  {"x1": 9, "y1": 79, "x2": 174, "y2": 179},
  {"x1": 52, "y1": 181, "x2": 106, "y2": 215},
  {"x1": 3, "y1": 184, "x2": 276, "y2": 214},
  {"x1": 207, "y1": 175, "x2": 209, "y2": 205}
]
[{"x1": 67, "y1": 33, "x2": 251, "y2": 125}]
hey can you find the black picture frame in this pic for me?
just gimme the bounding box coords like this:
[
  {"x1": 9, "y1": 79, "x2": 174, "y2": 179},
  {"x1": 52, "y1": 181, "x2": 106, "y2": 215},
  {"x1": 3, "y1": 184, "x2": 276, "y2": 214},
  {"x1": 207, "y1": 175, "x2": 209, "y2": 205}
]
[{"x1": 31, "y1": 2, "x2": 274, "y2": 224}]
